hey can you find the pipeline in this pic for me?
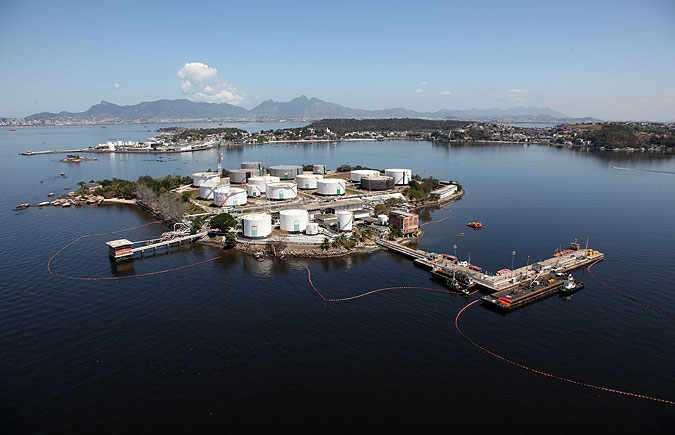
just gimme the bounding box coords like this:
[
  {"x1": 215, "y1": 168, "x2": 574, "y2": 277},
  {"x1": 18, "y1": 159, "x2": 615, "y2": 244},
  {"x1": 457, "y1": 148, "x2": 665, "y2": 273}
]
[
  {"x1": 47, "y1": 221, "x2": 221, "y2": 281},
  {"x1": 455, "y1": 300, "x2": 674, "y2": 406},
  {"x1": 587, "y1": 261, "x2": 675, "y2": 320}
]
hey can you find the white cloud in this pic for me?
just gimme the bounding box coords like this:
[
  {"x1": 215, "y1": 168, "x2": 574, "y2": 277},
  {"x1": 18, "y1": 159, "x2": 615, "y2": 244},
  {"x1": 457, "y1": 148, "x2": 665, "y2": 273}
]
[
  {"x1": 113, "y1": 83, "x2": 121, "y2": 89},
  {"x1": 177, "y1": 62, "x2": 244, "y2": 104},
  {"x1": 440, "y1": 90, "x2": 452, "y2": 95},
  {"x1": 421, "y1": 81, "x2": 428, "y2": 86},
  {"x1": 415, "y1": 88, "x2": 424, "y2": 94},
  {"x1": 507, "y1": 88, "x2": 529, "y2": 94},
  {"x1": 486, "y1": 88, "x2": 531, "y2": 103}
]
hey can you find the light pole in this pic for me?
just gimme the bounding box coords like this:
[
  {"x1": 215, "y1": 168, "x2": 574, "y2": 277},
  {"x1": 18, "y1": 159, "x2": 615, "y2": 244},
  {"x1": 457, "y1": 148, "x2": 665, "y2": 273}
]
[{"x1": 511, "y1": 251, "x2": 516, "y2": 278}]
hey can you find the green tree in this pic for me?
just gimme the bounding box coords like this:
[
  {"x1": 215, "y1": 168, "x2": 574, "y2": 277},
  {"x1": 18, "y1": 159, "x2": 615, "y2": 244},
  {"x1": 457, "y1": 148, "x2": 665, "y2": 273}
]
[
  {"x1": 223, "y1": 232, "x2": 237, "y2": 249},
  {"x1": 374, "y1": 204, "x2": 389, "y2": 216},
  {"x1": 320, "y1": 237, "x2": 331, "y2": 250},
  {"x1": 210, "y1": 213, "x2": 237, "y2": 231}
]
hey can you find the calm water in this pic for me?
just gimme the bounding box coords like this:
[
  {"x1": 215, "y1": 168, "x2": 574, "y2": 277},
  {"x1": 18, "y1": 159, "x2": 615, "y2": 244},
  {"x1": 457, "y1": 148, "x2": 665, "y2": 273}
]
[{"x1": 1, "y1": 126, "x2": 674, "y2": 433}]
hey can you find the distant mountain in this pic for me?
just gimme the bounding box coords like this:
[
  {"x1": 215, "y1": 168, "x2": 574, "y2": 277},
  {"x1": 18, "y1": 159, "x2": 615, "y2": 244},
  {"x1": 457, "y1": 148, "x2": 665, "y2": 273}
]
[
  {"x1": 16, "y1": 96, "x2": 599, "y2": 124},
  {"x1": 23, "y1": 99, "x2": 248, "y2": 123}
]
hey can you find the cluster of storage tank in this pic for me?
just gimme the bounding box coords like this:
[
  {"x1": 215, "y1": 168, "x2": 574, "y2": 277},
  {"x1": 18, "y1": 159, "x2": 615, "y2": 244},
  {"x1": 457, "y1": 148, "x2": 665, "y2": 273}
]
[
  {"x1": 192, "y1": 172, "x2": 220, "y2": 187},
  {"x1": 241, "y1": 209, "x2": 317, "y2": 238}
]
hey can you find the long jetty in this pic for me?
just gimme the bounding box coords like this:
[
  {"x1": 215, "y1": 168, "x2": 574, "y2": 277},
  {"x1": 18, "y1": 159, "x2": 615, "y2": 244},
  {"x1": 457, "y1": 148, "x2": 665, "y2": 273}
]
[
  {"x1": 106, "y1": 232, "x2": 206, "y2": 261},
  {"x1": 376, "y1": 238, "x2": 604, "y2": 293}
]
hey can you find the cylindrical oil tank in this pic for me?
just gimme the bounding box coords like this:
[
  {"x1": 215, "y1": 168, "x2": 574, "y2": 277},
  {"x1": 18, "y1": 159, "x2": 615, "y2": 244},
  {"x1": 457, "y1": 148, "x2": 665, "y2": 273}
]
[
  {"x1": 229, "y1": 168, "x2": 254, "y2": 184},
  {"x1": 241, "y1": 161, "x2": 262, "y2": 172},
  {"x1": 215, "y1": 187, "x2": 247, "y2": 207},
  {"x1": 246, "y1": 184, "x2": 263, "y2": 198},
  {"x1": 317, "y1": 178, "x2": 346, "y2": 196},
  {"x1": 279, "y1": 209, "x2": 308, "y2": 233},
  {"x1": 305, "y1": 222, "x2": 319, "y2": 235},
  {"x1": 384, "y1": 168, "x2": 412, "y2": 185},
  {"x1": 350, "y1": 169, "x2": 380, "y2": 182},
  {"x1": 242, "y1": 213, "x2": 272, "y2": 239},
  {"x1": 378, "y1": 214, "x2": 389, "y2": 225},
  {"x1": 268, "y1": 165, "x2": 302, "y2": 180},
  {"x1": 192, "y1": 172, "x2": 220, "y2": 187},
  {"x1": 266, "y1": 182, "x2": 298, "y2": 200},
  {"x1": 313, "y1": 164, "x2": 327, "y2": 175},
  {"x1": 360, "y1": 175, "x2": 395, "y2": 191},
  {"x1": 199, "y1": 178, "x2": 220, "y2": 200},
  {"x1": 248, "y1": 175, "x2": 280, "y2": 191},
  {"x1": 296, "y1": 174, "x2": 323, "y2": 190},
  {"x1": 337, "y1": 211, "x2": 353, "y2": 232}
]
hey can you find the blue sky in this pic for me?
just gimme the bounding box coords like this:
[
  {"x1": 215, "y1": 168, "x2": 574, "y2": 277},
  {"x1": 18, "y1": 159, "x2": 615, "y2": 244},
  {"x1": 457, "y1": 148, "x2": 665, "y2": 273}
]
[{"x1": 1, "y1": 0, "x2": 674, "y2": 121}]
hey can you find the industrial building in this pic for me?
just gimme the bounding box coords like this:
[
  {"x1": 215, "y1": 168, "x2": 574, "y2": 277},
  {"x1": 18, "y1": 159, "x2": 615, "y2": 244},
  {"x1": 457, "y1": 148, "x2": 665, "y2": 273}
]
[
  {"x1": 389, "y1": 210, "x2": 419, "y2": 236},
  {"x1": 431, "y1": 184, "x2": 458, "y2": 200}
]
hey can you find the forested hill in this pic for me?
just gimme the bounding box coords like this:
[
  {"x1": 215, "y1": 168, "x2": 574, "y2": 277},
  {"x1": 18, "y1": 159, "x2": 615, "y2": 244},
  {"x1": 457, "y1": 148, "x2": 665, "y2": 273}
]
[{"x1": 307, "y1": 118, "x2": 471, "y2": 135}]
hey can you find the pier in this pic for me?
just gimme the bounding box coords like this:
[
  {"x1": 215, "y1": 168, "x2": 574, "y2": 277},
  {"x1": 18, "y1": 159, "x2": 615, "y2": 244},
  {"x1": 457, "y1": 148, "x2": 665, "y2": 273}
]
[
  {"x1": 106, "y1": 232, "x2": 206, "y2": 261},
  {"x1": 376, "y1": 238, "x2": 604, "y2": 294}
]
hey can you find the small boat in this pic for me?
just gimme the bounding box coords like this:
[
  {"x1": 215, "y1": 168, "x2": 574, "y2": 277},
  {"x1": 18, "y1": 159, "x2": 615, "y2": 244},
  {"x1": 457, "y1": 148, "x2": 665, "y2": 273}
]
[
  {"x1": 455, "y1": 232, "x2": 465, "y2": 236},
  {"x1": 60, "y1": 172, "x2": 65, "y2": 177},
  {"x1": 101, "y1": 126, "x2": 107, "y2": 129},
  {"x1": 9, "y1": 128, "x2": 16, "y2": 131},
  {"x1": 560, "y1": 275, "x2": 584, "y2": 293},
  {"x1": 13, "y1": 203, "x2": 30, "y2": 210},
  {"x1": 467, "y1": 222, "x2": 483, "y2": 230},
  {"x1": 431, "y1": 267, "x2": 475, "y2": 294},
  {"x1": 47, "y1": 192, "x2": 55, "y2": 197}
]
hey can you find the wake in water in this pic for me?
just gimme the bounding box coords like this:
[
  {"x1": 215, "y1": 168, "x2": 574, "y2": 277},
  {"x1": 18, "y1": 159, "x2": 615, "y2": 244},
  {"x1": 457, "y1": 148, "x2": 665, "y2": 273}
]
[{"x1": 612, "y1": 166, "x2": 675, "y2": 174}]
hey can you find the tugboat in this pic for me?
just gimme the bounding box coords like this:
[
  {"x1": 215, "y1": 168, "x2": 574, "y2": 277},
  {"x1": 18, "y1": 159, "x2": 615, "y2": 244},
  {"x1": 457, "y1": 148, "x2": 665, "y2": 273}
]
[
  {"x1": 431, "y1": 267, "x2": 475, "y2": 294},
  {"x1": 560, "y1": 274, "x2": 584, "y2": 293},
  {"x1": 466, "y1": 222, "x2": 483, "y2": 230}
]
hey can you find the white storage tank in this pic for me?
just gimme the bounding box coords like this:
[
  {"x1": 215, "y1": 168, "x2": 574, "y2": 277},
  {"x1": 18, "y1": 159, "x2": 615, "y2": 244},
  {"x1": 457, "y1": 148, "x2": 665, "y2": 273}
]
[
  {"x1": 192, "y1": 172, "x2": 220, "y2": 187},
  {"x1": 266, "y1": 182, "x2": 298, "y2": 200},
  {"x1": 241, "y1": 161, "x2": 262, "y2": 172},
  {"x1": 378, "y1": 214, "x2": 389, "y2": 225},
  {"x1": 246, "y1": 184, "x2": 263, "y2": 198},
  {"x1": 384, "y1": 168, "x2": 412, "y2": 185},
  {"x1": 296, "y1": 174, "x2": 323, "y2": 190},
  {"x1": 268, "y1": 165, "x2": 303, "y2": 180},
  {"x1": 305, "y1": 222, "x2": 319, "y2": 235},
  {"x1": 313, "y1": 164, "x2": 327, "y2": 175},
  {"x1": 242, "y1": 213, "x2": 272, "y2": 239},
  {"x1": 198, "y1": 178, "x2": 220, "y2": 200},
  {"x1": 248, "y1": 175, "x2": 280, "y2": 191},
  {"x1": 337, "y1": 211, "x2": 353, "y2": 232},
  {"x1": 229, "y1": 168, "x2": 254, "y2": 184},
  {"x1": 215, "y1": 186, "x2": 247, "y2": 207},
  {"x1": 350, "y1": 169, "x2": 380, "y2": 182},
  {"x1": 279, "y1": 209, "x2": 309, "y2": 233},
  {"x1": 317, "y1": 178, "x2": 346, "y2": 196}
]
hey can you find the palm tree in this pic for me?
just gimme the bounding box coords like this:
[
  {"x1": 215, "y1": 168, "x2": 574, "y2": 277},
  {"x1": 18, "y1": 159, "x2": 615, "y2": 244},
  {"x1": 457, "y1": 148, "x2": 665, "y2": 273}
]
[{"x1": 320, "y1": 237, "x2": 331, "y2": 251}]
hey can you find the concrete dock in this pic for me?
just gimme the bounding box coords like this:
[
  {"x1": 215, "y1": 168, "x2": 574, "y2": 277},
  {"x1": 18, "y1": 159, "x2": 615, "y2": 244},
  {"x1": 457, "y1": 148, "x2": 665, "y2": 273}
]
[{"x1": 376, "y1": 238, "x2": 604, "y2": 293}]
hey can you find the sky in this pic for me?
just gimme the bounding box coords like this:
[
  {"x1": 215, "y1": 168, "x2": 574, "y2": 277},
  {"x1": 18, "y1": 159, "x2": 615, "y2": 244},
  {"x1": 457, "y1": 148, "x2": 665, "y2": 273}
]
[{"x1": 1, "y1": 0, "x2": 674, "y2": 121}]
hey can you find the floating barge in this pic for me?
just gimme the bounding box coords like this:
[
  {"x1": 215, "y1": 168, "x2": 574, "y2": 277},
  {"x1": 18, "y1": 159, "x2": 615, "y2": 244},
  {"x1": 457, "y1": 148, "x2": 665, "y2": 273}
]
[{"x1": 482, "y1": 275, "x2": 566, "y2": 310}]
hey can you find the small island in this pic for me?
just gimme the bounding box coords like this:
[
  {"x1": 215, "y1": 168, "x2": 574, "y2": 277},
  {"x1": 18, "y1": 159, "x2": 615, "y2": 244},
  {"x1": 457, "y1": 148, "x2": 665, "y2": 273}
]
[{"x1": 60, "y1": 154, "x2": 97, "y2": 163}]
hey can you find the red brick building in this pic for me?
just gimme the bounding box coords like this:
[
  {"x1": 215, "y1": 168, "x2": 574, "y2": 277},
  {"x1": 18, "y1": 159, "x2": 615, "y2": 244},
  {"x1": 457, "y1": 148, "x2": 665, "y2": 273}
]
[{"x1": 389, "y1": 210, "x2": 419, "y2": 236}]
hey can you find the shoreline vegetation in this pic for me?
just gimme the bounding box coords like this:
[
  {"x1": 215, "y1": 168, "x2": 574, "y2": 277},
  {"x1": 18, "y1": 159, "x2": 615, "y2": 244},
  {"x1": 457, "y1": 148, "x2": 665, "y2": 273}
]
[
  {"x1": 18, "y1": 119, "x2": 674, "y2": 156},
  {"x1": 15, "y1": 166, "x2": 464, "y2": 259}
]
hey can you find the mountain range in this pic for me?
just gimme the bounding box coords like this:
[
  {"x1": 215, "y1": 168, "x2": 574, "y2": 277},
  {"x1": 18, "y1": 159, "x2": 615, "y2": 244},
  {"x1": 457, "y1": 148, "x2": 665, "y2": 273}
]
[{"x1": 15, "y1": 96, "x2": 598, "y2": 124}]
